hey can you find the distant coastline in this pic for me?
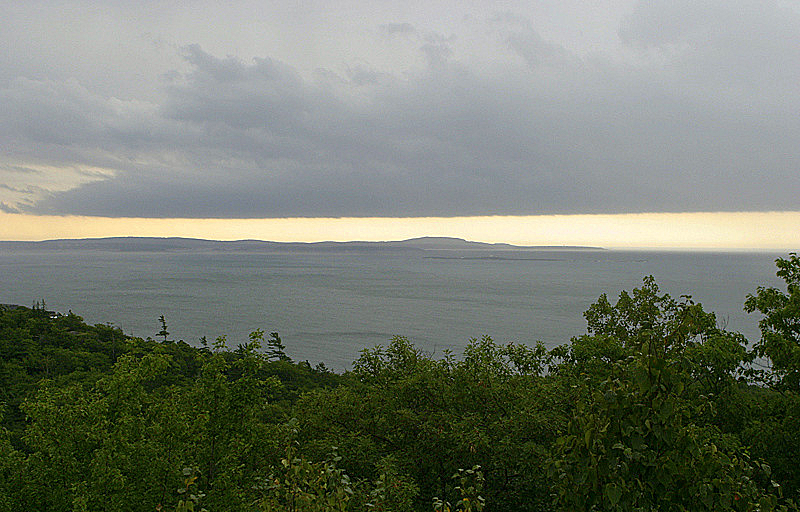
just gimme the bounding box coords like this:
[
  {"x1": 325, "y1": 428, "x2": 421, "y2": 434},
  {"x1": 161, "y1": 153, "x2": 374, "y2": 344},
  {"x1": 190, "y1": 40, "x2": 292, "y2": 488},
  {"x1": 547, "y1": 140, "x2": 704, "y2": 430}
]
[{"x1": 0, "y1": 236, "x2": 606, "y2": 253}]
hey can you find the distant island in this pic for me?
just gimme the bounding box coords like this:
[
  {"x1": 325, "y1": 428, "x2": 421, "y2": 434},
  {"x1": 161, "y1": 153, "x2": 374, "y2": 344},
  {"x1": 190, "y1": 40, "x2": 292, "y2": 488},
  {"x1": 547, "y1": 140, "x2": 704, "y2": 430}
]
[{"x1": 0, "y1": 236, "x2": 605, "y2": 253}]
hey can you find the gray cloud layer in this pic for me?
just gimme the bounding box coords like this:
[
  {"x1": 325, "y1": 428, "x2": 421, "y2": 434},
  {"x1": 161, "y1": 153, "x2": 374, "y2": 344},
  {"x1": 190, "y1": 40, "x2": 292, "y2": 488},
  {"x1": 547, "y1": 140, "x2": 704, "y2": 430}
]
[{"x1": 1, "y1": 0, "x2": 799, "y2": 217}]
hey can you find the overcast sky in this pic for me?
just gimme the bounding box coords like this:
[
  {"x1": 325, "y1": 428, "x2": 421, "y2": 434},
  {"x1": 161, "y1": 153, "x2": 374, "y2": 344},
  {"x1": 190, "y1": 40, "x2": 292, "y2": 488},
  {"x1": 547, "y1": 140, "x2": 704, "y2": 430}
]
[{"x1": 1, "y1": 0, "x2": 799, "y2": 219}]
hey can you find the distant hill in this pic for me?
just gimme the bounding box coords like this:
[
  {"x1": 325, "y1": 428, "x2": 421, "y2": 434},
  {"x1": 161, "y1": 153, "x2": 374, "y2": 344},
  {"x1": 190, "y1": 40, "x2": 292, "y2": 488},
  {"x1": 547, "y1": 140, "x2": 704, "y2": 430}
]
[
  {"x1": 0, "y1": 236, "x2": 605, "y2": 253},
  {"x1": 387, "y1": 236, "x2": 601, "y2": 251}
]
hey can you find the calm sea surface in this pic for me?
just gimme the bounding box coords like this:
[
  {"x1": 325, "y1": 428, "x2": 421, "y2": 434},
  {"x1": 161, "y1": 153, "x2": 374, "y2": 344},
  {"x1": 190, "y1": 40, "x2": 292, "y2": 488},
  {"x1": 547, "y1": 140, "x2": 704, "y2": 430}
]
[{"x1": 0, "y1": 249, "x2": 786, "y2": 369}]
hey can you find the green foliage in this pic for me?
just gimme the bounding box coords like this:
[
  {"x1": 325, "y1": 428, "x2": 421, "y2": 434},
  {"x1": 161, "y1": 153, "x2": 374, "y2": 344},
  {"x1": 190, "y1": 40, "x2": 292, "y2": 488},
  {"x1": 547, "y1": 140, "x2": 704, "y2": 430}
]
[
  {"x1": 729, "y1": 389, "x2": 800, "y2": 499},
  {"x1": 745, "y1": 253, "x2": 800, "y2": 389},
  {"x1": 2, "y1": 256, "x2": 800, "y2": 510},
  {"x1": 584, "y1": 276, "x2": 718, "y2": 352},
  {"x1": 253, "y1": 421, "x2": 419, "y2": 512},
  {"x1": 298, "y1": 335, "x2": 559, "y2": 511},
  {"x1": 551, "y1": 357, "x2": 783, "y2": 510},
  {"x1": 551, "y1": 277, "x2": 792, "y2": 511},
  {"x1": 432, "y1": 466, "x2": 485, "y2": 512},
  {"x1": 256, "y1": 421, "x2": 355, "y2": 512},
  {"x1": 0, "y1": 406, "x2": 23, "y2": 512},
  {"x1": 0, "y1": 306, "x2": 348, "y2": 511},
  {"x1": 367, "y1": 456, "x2": 420, "y2": 512},
  {"x1": 173, "y1": 467, "x2": 208, "y2": 512}
]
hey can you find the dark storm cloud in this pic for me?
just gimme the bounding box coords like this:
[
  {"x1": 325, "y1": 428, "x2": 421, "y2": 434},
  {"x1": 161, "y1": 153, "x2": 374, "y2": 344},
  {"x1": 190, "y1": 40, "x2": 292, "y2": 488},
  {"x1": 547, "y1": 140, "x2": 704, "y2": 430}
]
[
  {"x1": 0, "y1": 202, "x2": 20, "y2": 214},
  {"x1": 3, "y1": 0, "x2": 800, "y2": 217}
]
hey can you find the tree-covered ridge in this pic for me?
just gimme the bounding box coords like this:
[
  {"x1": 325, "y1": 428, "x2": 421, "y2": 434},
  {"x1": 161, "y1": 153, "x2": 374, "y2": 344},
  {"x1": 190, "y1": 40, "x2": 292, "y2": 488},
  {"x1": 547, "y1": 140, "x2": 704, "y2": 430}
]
[{"x1": 1, "y1": 255, "x2": 799, "y2": 511}]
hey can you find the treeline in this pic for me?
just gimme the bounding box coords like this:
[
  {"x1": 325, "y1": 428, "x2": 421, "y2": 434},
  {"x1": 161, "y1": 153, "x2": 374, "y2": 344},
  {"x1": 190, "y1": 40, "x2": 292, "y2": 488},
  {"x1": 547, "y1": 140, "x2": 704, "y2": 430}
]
[{"x1": 1, "y1": 255, "x2": 800, "y2": 511}]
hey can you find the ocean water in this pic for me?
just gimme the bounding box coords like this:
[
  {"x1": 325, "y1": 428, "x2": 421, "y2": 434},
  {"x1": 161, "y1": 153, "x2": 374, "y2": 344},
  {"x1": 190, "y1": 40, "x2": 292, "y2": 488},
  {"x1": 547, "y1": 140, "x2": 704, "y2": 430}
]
[{"x1": 0, "y1": 249, "x2": 786, "y2": 369}]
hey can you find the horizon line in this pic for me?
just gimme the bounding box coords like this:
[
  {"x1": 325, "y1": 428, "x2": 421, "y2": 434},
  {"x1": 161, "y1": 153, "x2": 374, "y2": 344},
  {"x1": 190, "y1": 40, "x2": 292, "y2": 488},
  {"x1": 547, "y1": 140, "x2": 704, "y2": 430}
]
[{"x1": 2, "y1": 211, "x2": 798, "y2": 251}]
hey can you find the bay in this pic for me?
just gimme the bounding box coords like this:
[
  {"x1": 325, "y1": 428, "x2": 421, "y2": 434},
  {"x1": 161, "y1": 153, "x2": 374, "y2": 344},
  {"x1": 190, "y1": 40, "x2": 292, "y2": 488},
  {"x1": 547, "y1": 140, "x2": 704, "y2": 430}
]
[{"x1": 0, "y1": 248, "x2": 785, "y2": 370}]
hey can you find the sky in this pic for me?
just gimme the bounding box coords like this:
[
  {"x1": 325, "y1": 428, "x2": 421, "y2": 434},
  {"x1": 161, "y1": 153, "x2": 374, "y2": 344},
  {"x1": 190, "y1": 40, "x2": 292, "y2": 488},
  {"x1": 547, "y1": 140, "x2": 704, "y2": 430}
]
[{"x1": 1, "y1": 0, "x2": 798, "y2": 248}]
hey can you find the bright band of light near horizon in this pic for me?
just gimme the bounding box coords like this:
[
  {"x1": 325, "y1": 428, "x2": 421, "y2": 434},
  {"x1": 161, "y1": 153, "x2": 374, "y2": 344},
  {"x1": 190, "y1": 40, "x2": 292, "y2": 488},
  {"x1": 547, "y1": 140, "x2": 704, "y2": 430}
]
[{"x1": 2, "y1": 211, "x2": 798, "y2": 251}]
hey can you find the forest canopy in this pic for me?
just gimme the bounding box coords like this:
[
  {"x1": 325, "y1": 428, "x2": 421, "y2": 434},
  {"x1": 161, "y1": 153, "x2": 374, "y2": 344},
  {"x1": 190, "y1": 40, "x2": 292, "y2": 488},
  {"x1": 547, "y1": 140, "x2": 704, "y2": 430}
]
[{"x1": 1, "y1": 255, "x2": 799, "y2": 511}]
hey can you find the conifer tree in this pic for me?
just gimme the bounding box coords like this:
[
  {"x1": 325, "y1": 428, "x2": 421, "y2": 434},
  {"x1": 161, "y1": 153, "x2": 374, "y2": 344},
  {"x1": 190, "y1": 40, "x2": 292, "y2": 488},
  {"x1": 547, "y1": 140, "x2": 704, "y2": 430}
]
[{"x1": 157, "y1": 315, "x2": 169, "y2": 342}]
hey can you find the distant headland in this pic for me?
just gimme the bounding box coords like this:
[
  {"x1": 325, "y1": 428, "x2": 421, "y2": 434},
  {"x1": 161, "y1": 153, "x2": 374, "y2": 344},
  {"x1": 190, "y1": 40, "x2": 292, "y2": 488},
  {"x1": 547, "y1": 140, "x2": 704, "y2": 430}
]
[{"x1": 0, "y1": 236, "x2": 605, "y2": 253}]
